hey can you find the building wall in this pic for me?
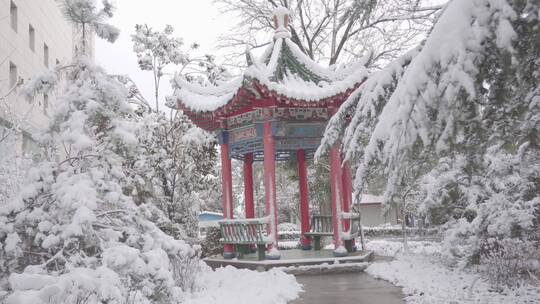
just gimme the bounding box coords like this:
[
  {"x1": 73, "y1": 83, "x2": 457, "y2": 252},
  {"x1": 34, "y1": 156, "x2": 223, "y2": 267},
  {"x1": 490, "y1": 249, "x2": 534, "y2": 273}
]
[
  {"x1": 0, "y1": 0, "x2": 74, "y2": 154},
  {"x1": 359, "y1": 204, "x2": 399, "y2": 227}
]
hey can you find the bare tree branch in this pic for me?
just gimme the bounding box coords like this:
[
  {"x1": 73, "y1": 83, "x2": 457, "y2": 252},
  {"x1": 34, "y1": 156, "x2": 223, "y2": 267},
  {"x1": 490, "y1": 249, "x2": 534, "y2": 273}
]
[{"x1": 215, "y1": 0, "x2": 445, "y2": 67}]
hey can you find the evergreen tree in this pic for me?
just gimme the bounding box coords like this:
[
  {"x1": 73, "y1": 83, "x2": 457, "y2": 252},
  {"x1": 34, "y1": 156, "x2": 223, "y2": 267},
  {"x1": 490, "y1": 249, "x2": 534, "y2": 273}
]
[
  {"x1": 321, "y1": 0, "x2": 539, "y2": 283},
  {"x1": 0, "y1": 2, "x2": 201, "y2": 302},
  {"x1": 130, "y1": 23, "x2": 223, "y2": 239},
  {"x1": 132, "y1": 111, "x2": 217, "y2": 240}
]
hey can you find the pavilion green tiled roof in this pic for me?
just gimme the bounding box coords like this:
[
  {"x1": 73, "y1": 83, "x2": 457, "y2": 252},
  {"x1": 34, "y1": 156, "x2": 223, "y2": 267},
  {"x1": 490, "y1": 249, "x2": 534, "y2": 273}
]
[
  {"x1": 170, "y1": 6, "x2": 369, "y2": 131},
  {"x1": 267, "y1": 42, "x2": 329, "y2": 84}
]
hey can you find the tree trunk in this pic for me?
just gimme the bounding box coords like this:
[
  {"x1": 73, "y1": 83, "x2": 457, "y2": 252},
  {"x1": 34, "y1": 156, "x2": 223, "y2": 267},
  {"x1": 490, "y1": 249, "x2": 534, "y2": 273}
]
[{"x1": 401, "y1": 205, "x2": 409, "y2": 253}]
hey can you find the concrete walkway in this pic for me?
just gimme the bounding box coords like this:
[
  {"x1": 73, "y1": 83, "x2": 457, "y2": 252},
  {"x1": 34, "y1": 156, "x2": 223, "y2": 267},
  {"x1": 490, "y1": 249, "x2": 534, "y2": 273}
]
[{"x1": 293, "y1": 272, "x2": 404, "y2": 304}]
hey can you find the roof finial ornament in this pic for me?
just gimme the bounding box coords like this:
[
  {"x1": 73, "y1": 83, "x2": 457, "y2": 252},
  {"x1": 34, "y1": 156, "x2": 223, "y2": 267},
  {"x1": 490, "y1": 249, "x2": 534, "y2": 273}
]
[{"x1": 272, "y1": 6, "x2": 291, "y2": 40}]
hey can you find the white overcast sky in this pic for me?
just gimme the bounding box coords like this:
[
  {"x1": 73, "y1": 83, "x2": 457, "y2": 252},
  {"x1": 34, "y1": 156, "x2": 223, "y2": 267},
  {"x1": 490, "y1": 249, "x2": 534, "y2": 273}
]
[{"x1": 95, "y1": 0, "x2": 238, "y2": 110}]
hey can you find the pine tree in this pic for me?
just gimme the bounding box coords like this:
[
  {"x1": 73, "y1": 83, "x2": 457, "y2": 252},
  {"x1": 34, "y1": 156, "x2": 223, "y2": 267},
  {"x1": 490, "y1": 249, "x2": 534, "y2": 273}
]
[
  {"x1": 132, "y1": 111, "x2": 217, "y2": 240},
  {"x1": 129, "y1": 23, "x2": 222, "y2": 240},
  {"x1": 322, "y1": 0, "x2": 539, "y2": 283}
]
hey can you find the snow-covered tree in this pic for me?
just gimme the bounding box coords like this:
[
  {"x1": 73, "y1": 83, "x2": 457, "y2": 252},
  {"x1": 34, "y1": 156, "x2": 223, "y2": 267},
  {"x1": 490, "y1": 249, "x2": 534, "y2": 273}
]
[
  {"x1": 321, "y1": 0, "x2": 539, "y2": 283},
  {"x1": 316, "y1": 47, "x2": 421, "y2": 248},
  {"x1": 132, "y1": 24, "x2": 186, "y2": 111},
  {"x1": 1, "y1": 58, "x2": 201, "y2": 304},
  {"x1": 59, "y1": 0, "x2": 120, "y2": 55},
  {"x1": 130, "y1": 24, "x2": 222, "y2": 240},
  {"x1": 132, "y1": 111, "x2": 217, "y2": 240},
  {"x1": 0, "y1": 63, "x2": 34, "y2": 208},
  {"x1": 0, "y1": 2, "x2": 203, "y2": 302},
  {"x1": 132, "y1": 24, "x2": 229, "y2": 111},
  {"x1": 0, "y1": 76, "x2": 23, "y2": 145},
  {"x1": 276, "y1": 162, "x2": 301, "y2": 224},
  {"x1": 0, "y1": 135, "x2": 31, "y2": 208},
  {"x1": 371, "y1": 0, "x2": 538, "y2": 278},
  {"x1": 307, "y1": 159, "x2": 332, "y2": 215}
]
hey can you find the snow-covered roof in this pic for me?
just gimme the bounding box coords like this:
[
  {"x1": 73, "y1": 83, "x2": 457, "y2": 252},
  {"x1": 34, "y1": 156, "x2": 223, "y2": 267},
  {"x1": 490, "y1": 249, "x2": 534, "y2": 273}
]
[
  {"x1": 172, "y1": 7, "x2": 368, "y2": 118},
  {"x1": 356, "y1": 194, "x2": 384, "y2": 205},
  {"x1": 172, "y1": 76, "x2": 243, "y2": 112},
  {"x1": 199, "y1": 211, "x2": 224, "y2": 217}
]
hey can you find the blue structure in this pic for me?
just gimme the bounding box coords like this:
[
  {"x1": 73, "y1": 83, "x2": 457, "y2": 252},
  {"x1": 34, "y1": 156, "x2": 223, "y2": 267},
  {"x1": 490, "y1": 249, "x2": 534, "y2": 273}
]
[
  {"x1": 198, "y1": 212, "x2": 224, "y2": 238},
  {"x1": 199, "y1": 211, "x2": 224, "y2": 222}
]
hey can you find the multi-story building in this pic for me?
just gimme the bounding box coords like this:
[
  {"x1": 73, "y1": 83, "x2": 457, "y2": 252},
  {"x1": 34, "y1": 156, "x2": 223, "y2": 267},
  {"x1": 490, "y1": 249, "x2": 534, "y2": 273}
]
[{"x1": 0, "y1": 0, "x2": 88, "y2": 155}]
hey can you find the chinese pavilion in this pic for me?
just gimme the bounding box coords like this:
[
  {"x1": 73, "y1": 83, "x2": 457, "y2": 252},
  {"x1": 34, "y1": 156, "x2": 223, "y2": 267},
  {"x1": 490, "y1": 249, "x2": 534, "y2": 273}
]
[{"x1": 172, "y1": 7, "x2": 367, "y2": 259}]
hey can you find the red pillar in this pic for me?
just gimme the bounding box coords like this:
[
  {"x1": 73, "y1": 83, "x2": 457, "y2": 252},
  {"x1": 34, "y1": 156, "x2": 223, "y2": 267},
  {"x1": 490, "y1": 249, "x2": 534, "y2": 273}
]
[
  {"x1": 342, "y1": 160, "x2": 355, "y2": 250},
  {"x1": 297, "y1": 149, "x2": 311, "y2": 250},
  {"x1": 244, "y1": 153, "x2": 255, "y2": 219},
  {"x1": 263, "y1": 118, "x2": 280, "y2": 259},
  {"x1": 220, "y1": 143, "x2": 235, "y2": 259},
  {"x1": 342, "y1": 160, "x2": 352, "y2": 232},
  {"x1": 330, "y1": 145, "x2": 346, "y2": 257}
]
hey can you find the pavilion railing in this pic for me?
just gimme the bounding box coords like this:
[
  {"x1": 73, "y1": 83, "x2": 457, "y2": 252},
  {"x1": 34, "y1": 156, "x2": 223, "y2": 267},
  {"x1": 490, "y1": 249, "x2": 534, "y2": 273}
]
[
  {"x1": 341, "y1": 211, "x2": 361, "y2": 240},
  {"x1": 304, "y1": 212, "x2": 362, "y2": 251},
  {"x1": 219, "y1": 218, "x2": 270, "y2": 244},
  {"x1": 218, "y1": 217, "x2": 272, "y2": 260}
]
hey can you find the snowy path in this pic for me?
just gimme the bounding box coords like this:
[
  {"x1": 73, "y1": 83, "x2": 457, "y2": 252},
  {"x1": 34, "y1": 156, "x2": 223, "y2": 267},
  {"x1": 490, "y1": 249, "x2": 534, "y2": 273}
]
[{"x1": 293, "y1": 271, "x2": 404, "y2": 304}]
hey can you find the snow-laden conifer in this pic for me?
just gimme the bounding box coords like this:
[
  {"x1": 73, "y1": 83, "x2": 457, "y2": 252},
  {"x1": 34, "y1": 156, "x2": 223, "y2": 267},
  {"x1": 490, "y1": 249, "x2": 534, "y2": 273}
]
[
  {"x1": 130, "y1": 111, "x2": 217, "y2": 240},
  {"x1": 320, "y1": 0, "x2": 539, "y2": 283},
  {"x1": 0, "y1": 2, "x2": 202, "y2": 302}
]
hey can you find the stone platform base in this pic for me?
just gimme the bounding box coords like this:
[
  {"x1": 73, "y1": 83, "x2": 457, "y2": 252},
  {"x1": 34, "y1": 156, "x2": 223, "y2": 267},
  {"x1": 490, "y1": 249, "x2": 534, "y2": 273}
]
[
  {"x1": 280, "y1": 262, "x2": 369, "y2": 275},
  {"x1": 204, "y1": 250, "x2": 374, "y2": 272}
]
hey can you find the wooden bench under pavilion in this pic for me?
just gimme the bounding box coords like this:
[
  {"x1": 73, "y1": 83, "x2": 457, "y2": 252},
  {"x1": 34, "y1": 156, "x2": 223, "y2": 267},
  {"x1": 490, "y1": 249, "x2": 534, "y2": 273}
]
[{"x1": 171, "y1": 6, "x2": 368, "y2": 259}]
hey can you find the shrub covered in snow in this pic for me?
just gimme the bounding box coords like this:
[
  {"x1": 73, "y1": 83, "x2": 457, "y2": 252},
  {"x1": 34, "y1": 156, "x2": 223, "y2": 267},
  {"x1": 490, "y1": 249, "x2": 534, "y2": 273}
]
[
  {"x1": 0, "y1": 55, "x2": 205, "y2": 303},
  {"x1": 0, "y1": 2, "x2": 204, "y2": 302},
  {"x1": 200, "y1": 227, "x2": 223, "y2": 258},
  {"x1": 366, "y1": 239, "x2": 442, "y2": 257},
  {"x1": 362, "y1": 224, "x2": 440, "y2": 238}
]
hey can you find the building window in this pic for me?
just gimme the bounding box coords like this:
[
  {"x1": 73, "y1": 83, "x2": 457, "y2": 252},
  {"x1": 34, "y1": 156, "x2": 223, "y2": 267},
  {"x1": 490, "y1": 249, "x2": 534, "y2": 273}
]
[
  {"x1": 44, "y1": 44, "x2": 49, "y2": 67},
  {"x1": 10, "y1": 1, "x2": 17, "y2": 32},
  {"x1": 43, "y1": 94, "x2": 49, "y2": 115},
  {"x1": 29, "y1": 25, "x2": 35, "y2": 51},
  {"x1": 22, "y1": 132, "x2": 41, "y2": 158},
  {"x1": 9, "y1": 62, "x2": 18, "y2": 88}
]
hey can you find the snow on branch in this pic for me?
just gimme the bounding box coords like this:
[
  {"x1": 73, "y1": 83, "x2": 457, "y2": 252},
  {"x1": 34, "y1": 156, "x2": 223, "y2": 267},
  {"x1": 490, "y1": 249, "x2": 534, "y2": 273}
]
[
  {"x1": 316, "y1": 47, "x2": 419, "y2": 163},
  {"x1": 21, "y1": 69, "x2": 59, "y2": 100}
]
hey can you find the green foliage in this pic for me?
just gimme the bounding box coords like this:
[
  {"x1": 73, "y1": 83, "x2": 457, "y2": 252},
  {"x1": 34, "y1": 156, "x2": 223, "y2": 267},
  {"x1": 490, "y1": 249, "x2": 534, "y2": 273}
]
[{"x1": 200, "y1": 227, "x2": 223, "y2": 258}]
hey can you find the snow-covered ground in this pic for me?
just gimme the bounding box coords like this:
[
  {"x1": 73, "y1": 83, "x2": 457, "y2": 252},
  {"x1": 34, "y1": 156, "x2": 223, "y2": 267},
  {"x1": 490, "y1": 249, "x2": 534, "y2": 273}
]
[
  {"x1": 365, "y1": 239, "x2": 540, "y2": 304},
  {"x1": 1, "y1": 261, "x2": 302, "y2": 304},
  {"x1": 186, "y1": 266, "x2": 302, "y2": 304}
]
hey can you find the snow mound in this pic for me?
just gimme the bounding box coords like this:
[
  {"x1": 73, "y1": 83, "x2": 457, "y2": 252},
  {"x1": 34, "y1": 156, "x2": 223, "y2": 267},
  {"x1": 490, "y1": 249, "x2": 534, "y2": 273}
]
[{"x1": 186, "y1": 266, "x2": 302, "y2": 304}]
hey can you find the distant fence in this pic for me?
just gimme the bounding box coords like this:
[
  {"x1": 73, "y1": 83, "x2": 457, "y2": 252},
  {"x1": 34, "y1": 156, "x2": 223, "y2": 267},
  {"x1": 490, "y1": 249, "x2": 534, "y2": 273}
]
[{"x1": 363, "y1": 225, "x2": 441, "y2": 238}]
